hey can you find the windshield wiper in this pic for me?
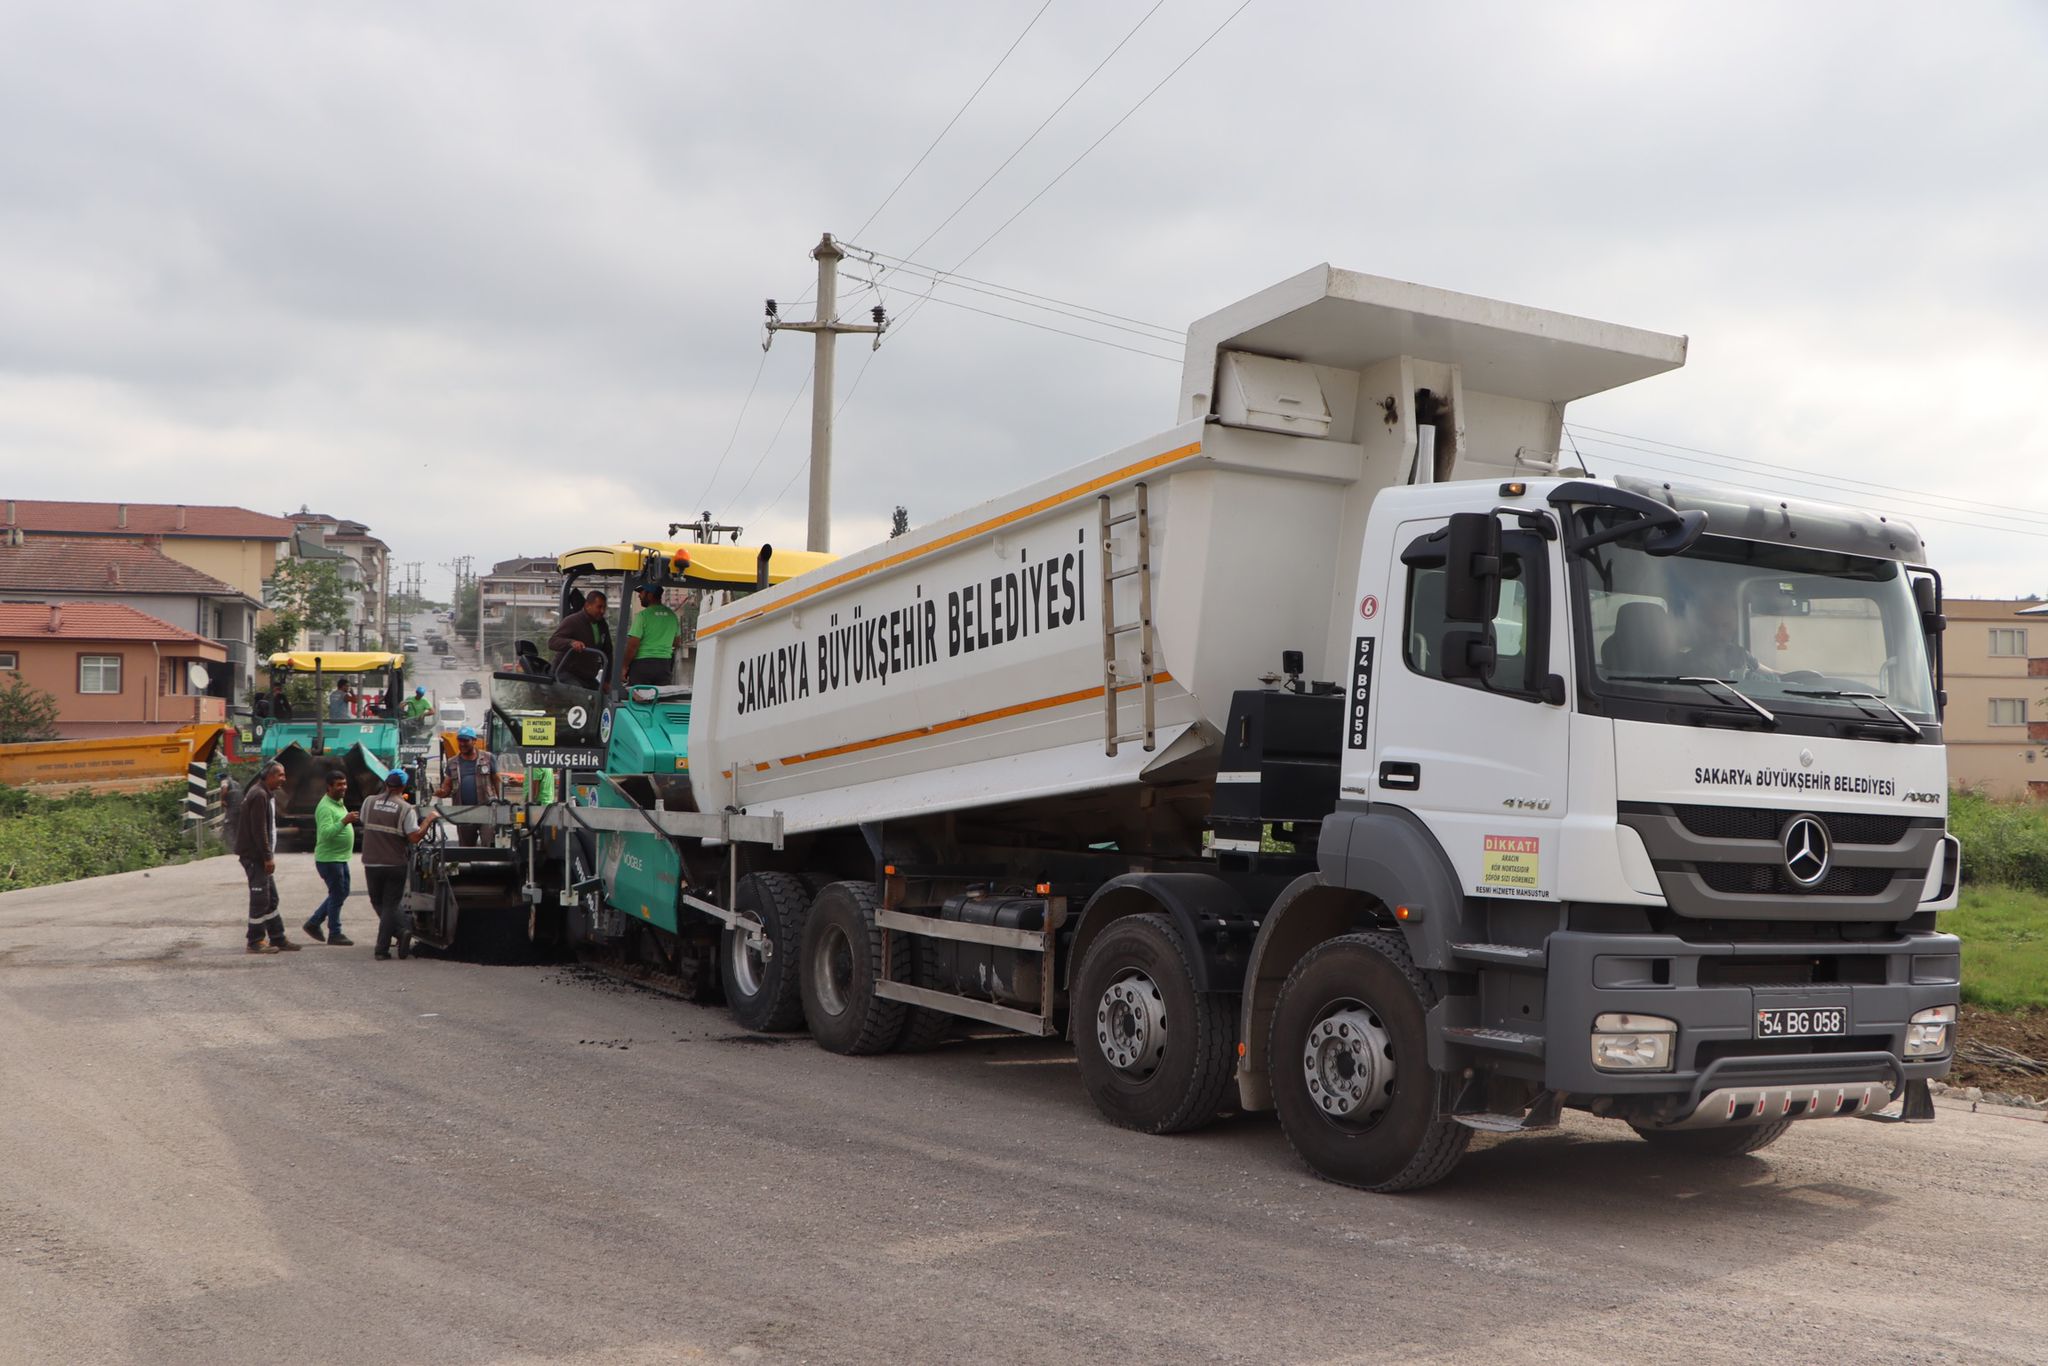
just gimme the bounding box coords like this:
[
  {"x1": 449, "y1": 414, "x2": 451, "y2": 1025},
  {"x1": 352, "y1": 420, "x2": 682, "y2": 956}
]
[
  {"x1": 1608, "y1": 675, "x2": 1778, "y2": 727},
  {"x1": 1783, "y1": 688, "x2": 1923, "y2": 739}
]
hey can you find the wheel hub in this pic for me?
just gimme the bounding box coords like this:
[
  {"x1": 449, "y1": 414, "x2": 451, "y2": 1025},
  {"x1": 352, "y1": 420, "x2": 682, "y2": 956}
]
[
  {"x1": 1304, "y1": 1007, "x2": 1393, "y2": 1124},
  {"x1": 731, "y1": 912, "x2": 767, "y2": 995},
  {"x1": 1096, "y1": 970, "x2": 1168, "y2": 1077}
]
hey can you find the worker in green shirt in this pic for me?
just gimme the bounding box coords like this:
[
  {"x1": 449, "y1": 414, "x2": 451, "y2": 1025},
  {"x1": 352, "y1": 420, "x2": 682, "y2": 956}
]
[
  {"x1": 622, "y1": 583, "x2": 680, "y2": 685},
  {"x1": 302, "y1": 770, "x2": 359, "y2": 946},
  {"x1": 403, "y1": 686, "x2": 432, "y2": 720}
]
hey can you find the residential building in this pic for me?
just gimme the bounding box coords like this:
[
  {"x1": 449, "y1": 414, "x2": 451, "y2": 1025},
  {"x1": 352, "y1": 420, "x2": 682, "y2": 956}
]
[
  {"x1": 287, "y1": 509, "x2": 392, "y2": 649},
  {"x1": 479, "y1": 555, "x2": 558, "y2": 668},
  {"x1": 2, "y1": 499, "x2": 293, "y2": 704},
  {"x1": 0, "y1": 535, "x2": 262, "y2": 705},
  {"x1": 0, "y1": 602, "x2": 228, "y2": 738},
  {"x1": 2, "y1": 499, "x2": 293, "y2": 602},
  {"x1": 285, "y1": 525, "x2": 366, "y2": 652},
  {"x1": 1943, "y1": 598, "x2": 2048, "y2": 799}
]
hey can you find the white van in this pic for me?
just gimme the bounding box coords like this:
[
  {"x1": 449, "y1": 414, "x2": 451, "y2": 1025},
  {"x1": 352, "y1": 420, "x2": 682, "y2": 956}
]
[{"x1": 436, "y1": 701, "x2": 469, "y2": 730}]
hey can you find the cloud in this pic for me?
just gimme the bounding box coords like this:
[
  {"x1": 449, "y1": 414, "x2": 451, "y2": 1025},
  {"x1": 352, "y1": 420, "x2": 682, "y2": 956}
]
[{"x1": 1, "y1": 0, "x2": 2043, "y2": 595}]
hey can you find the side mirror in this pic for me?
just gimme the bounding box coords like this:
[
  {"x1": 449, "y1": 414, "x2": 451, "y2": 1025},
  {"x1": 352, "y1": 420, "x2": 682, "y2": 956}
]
[
  {"x1": 1443, "y1": 512, "x2": 1502, "y2": 624},
  {"x1": 1912, "y1": 574, "x2": 1944, "y2": 633}
]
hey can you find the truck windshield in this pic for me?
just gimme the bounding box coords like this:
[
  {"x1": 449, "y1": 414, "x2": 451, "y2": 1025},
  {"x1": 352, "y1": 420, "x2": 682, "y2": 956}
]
[{"x1": 1575, "y1": 524, "x2": 1936, "y2": 728}]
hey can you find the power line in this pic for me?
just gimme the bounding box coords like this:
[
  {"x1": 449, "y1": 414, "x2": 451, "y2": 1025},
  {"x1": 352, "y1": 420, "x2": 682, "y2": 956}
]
[
  {"x1": 1566, "y1": 426, "x2": 2048, "y2": 535},
  {"x1": 849, "y1": 253, "x2": 1180, "y2": 342},
  {"x1": 896, "y1": 0, "x2": 1169, "y2": 269},
  {"x1": 942, "y1": 0, "x2": 1256, "y2": 274},
  {"x1": 832, "y1": 5, "x2": 1246, "y2": 419},
  {"x1": 692, "y1": 347, "x2": 771, "y2": 512},
  {"x1": 1567, "y1": 422, "x2": 2048, "y2": 528},
  {"x1": 724, "y1": 364, "x2": 814, "y2": 513},
  {"x1": 848, "y1": 274, "x2": 1178, "y2": 361},
  {"x1": 856, "y1": 246, "x2": 1179, "y2": 336},
  {"x1": 849, "y1": 0, "x2": 1056, "y2": 243}
]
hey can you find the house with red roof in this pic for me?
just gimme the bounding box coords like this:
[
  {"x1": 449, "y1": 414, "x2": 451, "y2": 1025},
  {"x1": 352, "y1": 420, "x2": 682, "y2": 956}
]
[{"x1": 0, "y1": 602, "x2": 229, "y2": 739}]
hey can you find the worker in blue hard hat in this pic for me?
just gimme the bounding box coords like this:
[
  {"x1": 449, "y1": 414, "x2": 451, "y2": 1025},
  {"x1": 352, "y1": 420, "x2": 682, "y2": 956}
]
[
  {"x1": 436, "y1": 724, "x2": 500, "y2": 847},
  {"x1": 402, "y1": 685, "x2": 432, "y2": 721}
]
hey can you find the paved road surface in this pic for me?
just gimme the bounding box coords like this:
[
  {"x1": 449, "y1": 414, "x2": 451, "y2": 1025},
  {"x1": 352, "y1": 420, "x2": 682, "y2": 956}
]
[{"x1": 3, "y1": 857, "x2": 2043, "y2": 1364}]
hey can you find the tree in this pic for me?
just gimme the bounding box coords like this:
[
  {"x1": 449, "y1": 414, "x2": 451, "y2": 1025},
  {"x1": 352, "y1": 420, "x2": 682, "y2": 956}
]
[
  {"x1": 890, "y1": 505, "x2": 911, "y2": 539},
  {"x1": 455, "y1": 581, "x2": 480, "y2": 635},
  {"x1": 265, "y1": 556, "x2": 353, "y2": 649},
  {"x1": 0, "y1": 673, "x2": 61, "y2": 744}
]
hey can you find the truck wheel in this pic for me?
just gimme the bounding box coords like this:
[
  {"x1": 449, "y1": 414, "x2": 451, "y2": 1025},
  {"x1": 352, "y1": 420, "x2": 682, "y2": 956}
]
[
  {"x1": 1073, "y1": 913, "x2": 1235, "y2": 1135},
  {"x1": 893, "y1": 936, "x2": 955, "y2": 1053},
  {"x1": 721, "y1": 872, "x2": 810, "y2": 1032},
  {"x1": 1268, "y1": 931, "x2": 1470, "y2": 1192},
  {"x1": 799, "y1": 882, "x2": 908, "y2": 1055},
  {"x1": 1632, "y1": 1120, "x2": 1793, "y2": 1158}
]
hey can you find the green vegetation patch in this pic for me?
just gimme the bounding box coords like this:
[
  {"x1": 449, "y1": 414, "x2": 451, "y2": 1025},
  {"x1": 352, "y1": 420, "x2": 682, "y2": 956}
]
[
  {"x1": 1948, "y1": 790, "x2": 2048, "y2": 893},
  {"x1": 1945, "y1": 884, "x2": 2048, "y2": 1013},
  {"x1": 0, "y1": 783, "x2": 212, "y2": 893}
]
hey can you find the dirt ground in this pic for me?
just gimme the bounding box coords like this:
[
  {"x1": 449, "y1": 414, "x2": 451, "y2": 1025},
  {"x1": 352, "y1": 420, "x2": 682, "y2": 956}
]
[{"x1": 1952, "y1": 1005, "x2": 2048, "y2": 1100}]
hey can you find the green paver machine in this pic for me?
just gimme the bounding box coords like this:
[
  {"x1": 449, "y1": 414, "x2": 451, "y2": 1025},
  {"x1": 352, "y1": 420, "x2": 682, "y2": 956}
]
[{"x1": 258, "y1": 650, "x2": 419, "y2": 843}]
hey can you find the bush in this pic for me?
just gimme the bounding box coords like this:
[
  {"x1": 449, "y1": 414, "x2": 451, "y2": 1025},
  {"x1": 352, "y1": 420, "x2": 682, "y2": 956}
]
[
  {"x1": 0, "y1": 783, "x2": 203, "y2": 893},
  {"x1": 1948, "y1": 789, "x2": 2048, "y2": 894}
]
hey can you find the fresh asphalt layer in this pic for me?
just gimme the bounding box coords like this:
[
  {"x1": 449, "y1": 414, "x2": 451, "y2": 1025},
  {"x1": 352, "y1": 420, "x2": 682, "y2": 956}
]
[{"x1": 2, "y1": 855, "x2": 2043, "y2": 1364}]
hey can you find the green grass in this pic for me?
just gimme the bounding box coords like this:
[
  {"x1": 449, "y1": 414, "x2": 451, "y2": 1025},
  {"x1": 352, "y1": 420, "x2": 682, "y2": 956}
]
[
  {"x1": 0, "y1": 783, "x2": 212, "y2": 893},
  {"x1": 1945, "y1": 884, "x2": 2048, "y2": 1012},
  {"x1": 1948, "y1": 789, "x2": 2048, "y2": 892}
]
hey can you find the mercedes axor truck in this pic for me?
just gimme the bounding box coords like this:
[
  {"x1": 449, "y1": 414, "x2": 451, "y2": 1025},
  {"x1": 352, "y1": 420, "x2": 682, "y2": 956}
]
[{"x1": 535, "y1": 265, "x2": 1961, "y2": 1191}]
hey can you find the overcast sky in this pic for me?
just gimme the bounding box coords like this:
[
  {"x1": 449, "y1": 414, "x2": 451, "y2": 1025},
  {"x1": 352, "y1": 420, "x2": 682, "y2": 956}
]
[{"x1": 4, "y1": 1, "x2": 2045, "y2": 598}]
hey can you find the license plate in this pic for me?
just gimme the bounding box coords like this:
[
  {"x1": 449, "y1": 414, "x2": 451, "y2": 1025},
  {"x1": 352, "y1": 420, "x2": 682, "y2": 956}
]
[{"x1": 1755, "y1": 1006, "x2": 1848, "y2": 1039}]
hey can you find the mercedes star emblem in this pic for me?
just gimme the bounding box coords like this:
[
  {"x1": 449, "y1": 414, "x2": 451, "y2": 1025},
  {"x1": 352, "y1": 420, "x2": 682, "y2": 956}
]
[{"x1": 1782, "y1": 814, "x2": 1832, "y2": 888}]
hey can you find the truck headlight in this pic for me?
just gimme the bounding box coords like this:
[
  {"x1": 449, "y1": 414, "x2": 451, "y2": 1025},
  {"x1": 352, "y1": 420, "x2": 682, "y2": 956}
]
[
  {"x1": 1906, "y1": 1004, "x2": 1956, "y2": 1058},
  {"x1": 1590, "y1": 1012, "x2": 1677, "y2": 1072}
]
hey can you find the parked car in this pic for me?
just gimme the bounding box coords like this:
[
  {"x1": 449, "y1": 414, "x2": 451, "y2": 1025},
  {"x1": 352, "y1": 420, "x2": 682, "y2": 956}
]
[
  {"x1": 459, "y1": 679, "x2": 483, "y2": 699},
  {"x1": 441, "y1": 656, "x2": 459, "y2": 670}
]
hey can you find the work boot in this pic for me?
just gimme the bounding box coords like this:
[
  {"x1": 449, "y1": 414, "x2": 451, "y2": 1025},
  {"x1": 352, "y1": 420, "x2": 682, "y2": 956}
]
[
  {"x1": 374, "y1": 949, "x2": 392, "y2": 961},
  {"x1": 302, "y1": 920, "x2": 327, "y2": 943},
  {"x1": 246, "y1": 942, "x2": 280, "y2": 955},
  {"x1": 272, "y1": 938, "x2": 302, "y2": 952},
  {"x1": 328, "y1": 932, "x2": 354, "y2": 947}
]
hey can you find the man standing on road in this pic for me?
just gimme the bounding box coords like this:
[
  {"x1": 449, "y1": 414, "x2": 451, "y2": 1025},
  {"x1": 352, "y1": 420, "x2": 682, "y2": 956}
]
[
  {"x1": 435, "y1": 726, "x2": 500, "y2": 847},
  {"x1": 361, "y1": 769, "x2": 439, "y2": 961},
  {"x1": 234, "y1": 761, "x2": 302, "y2": 955},
  {"x1": 303, "y1": 770, "x2": 358, "y2": 946},
  {"x1": 548, "y1": 590, "x2": 611, "y2": 690},
  {"x1": 621, "y1": 583, "x2": 679, "y2": 686}
]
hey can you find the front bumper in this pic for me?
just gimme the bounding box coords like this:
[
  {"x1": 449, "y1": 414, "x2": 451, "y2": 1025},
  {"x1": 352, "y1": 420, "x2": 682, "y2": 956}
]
[{"x1": 1544, "y1": 928, "x2": 1959, "y2": 1124}]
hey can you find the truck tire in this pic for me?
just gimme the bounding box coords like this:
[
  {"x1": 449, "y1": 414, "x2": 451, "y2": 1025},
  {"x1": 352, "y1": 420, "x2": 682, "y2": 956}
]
[
  {"x1": 1268, "y1": 931, "x2": 1470, "y2": 1193},
  {"x1": 1073, "y1": 913, "x2": 1236, "y2": 1135},
  {"x1": 888, "y1": 936, "x2": 954, "y2": 1053},
  {"x1": 721, "y1": 872, "x2": 810, "y2": 1032},
  {"x1": 799, "y1": 882, "x2": 908, "y2": 1056},
  {"x1": 1632, "y1": 1119, "x2": 1793, "y2": 1158}
]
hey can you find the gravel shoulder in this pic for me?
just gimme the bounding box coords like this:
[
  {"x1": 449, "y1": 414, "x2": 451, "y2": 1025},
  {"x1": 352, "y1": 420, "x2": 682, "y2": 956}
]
[{"x1": 3, "y1": 856, "x2": 2045, "y2": 1364}]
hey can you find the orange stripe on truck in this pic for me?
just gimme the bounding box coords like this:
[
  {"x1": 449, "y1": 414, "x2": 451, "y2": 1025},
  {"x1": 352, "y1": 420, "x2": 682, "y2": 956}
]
[
  {"x1": 772, "y1": 673, "x2": 1173, "y2": 768},
  {"x1": 695, "y1": 441, "x2": 1202, "y2": 641}
]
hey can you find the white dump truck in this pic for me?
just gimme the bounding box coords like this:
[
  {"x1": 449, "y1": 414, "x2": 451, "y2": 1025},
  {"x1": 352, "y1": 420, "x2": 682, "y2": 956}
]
[{"x1": 613, "y1": 265, "x2": 1959, "y2": 1191}]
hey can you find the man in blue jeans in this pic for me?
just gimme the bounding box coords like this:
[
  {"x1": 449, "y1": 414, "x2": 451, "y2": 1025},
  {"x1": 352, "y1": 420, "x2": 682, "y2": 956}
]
[{"x1": 302, "y1": 769, "x2": 359, "y2": 945}]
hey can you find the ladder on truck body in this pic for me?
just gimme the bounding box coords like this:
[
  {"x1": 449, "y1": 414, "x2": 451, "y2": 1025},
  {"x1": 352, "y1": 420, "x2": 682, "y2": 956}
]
[{"x1": 1099, "y1": 483, "x2": 1156, "y2": 757}]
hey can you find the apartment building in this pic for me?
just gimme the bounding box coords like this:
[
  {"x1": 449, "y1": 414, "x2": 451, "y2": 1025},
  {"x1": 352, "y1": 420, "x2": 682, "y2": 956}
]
[
  {"x1": 478, "y1": 555, "x2": 557, "y2": 667},
  {"x1": 1944, "y1": 598, "x2": 2048, "y2": 798},
  {"x1": 288, "y1": 509, "x2": 391, "y2": 648}
]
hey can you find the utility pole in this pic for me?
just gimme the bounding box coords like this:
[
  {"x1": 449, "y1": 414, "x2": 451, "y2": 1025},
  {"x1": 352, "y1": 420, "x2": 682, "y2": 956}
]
[{"x1": 765, "y1": 233, "x2": 887, "y2": 552}]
